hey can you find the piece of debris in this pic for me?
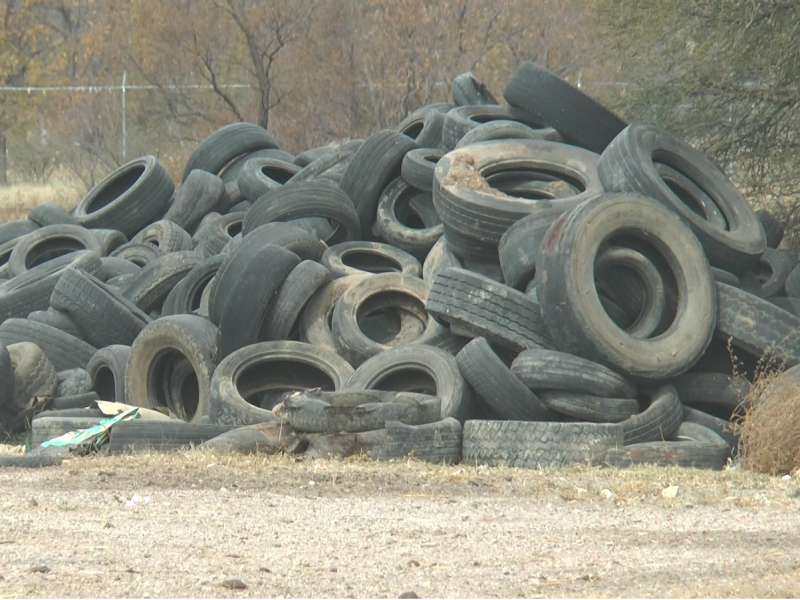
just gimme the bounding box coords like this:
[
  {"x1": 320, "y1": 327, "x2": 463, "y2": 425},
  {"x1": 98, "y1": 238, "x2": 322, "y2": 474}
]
[{"x1": 661, "y1": 485, "x2": 680, "y2": 499}]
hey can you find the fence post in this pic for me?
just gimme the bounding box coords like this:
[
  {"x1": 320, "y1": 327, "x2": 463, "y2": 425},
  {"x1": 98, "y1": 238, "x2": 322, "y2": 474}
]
[{"x1": 122, "y1": 71, "x2": 127, "y2": 161}]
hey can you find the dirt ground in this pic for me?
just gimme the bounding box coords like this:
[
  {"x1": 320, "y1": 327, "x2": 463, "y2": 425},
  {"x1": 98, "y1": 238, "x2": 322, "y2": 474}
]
[{"x1": 1, "y1": 451, "x2": 799, "y2": 599}]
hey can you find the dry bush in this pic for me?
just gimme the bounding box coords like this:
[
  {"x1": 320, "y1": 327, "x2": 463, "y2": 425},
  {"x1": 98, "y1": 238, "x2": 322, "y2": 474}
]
[
  {"x1": 0, "y1": 178, "x2": 84, "y2": 223},
  {"x1": 739, "y1": 364, "x2": 800, "y2": 475}
]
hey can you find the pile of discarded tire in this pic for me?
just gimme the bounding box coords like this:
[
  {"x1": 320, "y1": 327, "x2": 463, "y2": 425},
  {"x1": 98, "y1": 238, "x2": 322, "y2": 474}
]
[{"x1": 0, "y1": 62, "x2": 793, "y2": 470}]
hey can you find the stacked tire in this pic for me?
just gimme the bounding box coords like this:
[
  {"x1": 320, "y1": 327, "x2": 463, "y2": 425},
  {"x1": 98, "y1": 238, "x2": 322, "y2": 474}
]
[{"x1": 3, "y1": 64, "x2": 775, "y2": 471}]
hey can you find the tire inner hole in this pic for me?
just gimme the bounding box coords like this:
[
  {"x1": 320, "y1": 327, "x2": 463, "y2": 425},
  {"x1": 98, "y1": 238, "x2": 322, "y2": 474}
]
[
  {"x1": 341, "y1": 249, "x2": 404, "y2": 274},
  {"x1": 357, "y1": 291, "x2": 427, "y2": 345},
  {"x1": 148, "y1": 350, "x2": 199, "y2": 421},
  {"x1": 27, "y1": 239, "x2": 88, "y2": 269},
  {"x1": 87, "y1": 164, "x2": 145, "y2": 213},
  {"x1": 599, "y1": 234, "x2": 679, "y2": 338},
  {"x1": 260, "y1": 165, "x2": 295, "y2": 185},
  {"x1": 226, "y1": 219, "x2": 243, "y2": 237},
  {"x1": 484, "y1": 167, "x2": 584, "y2": 200},
  {"x1": 93, "y1": 365, "x2": 117, "y2": 401},
  {"x1": 236, "y1": 360, "x2": 335, "y2": 410},
  {"x1": 653, "y1": 159, "x2": 730, "y2": 231},
  {"x1": 190, "y1": 273, "x2": 217, "y2": 311},
  {"x1": 370, "y1": 368, "x2": 438, "y2": 395},
  {"x1": 402, "y1": 121, "x2": 424, "y2": 139}
]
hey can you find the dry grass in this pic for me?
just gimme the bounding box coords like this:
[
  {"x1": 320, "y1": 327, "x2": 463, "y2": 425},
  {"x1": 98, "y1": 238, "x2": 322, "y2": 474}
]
[
  {"x1": 739, "y1": 365, "x2": 800, "y2": 475},
  {"x1": 0, "y1": 179, "x2": 84, "y2": 223}
]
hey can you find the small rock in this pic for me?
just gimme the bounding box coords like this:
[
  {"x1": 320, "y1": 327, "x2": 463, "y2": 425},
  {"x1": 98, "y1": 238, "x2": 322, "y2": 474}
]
[
  {"x1": 28, "y1": 498, "x2": 38, "y2": 508},
  {"x1": 503, "y1": 569, "x2": 510, "y2": 575},
  {"x1": 399, "y1": 592, "x2": 419, "y2": 599},
  {"x1": 31, "y1": 565, "x2": 50, "y2": 574},
  {"x1": 104, "y1": 522, "x2": 114, "y2": 528},
  {"x1": 308, "y1": 480, "x2": 316, "y2": 486},
  {"x1": 782, "y1": 474, "x2": 792, "y2": 481},
  {"x1": 599, "y1": 489, "x2": 613, "y2": 499},
  {"x1": 221, "y1": 578, "x2": 247, "y2": 590},
  {"x1": 328, "y1": 565, "x2": 337, "y2": 572},
  {"x1": 259, "y1": 567, "x2": 272, "y2": 573},
  {"x1": 661, "y1": 485, "x2": 679, "y2": 499}
]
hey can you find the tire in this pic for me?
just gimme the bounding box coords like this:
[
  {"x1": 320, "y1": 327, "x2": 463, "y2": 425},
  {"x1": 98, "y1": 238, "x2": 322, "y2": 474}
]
[
  {"x1": 7, "y1": 224, "x2": 105, "y2": 278},
  {"x1": 498, "y1": 206, "x2": 569, "y2": 290},
  {"x1": 331, "y1": 272, "x2": 447, "y2": 366},
  {"x1": 442, "y1": 105, "x2": 552, "y2": 150},
  {"x1": 122, "y1": 251, "x2": 203, "y2": 314},
  {"x1": 401, "y1": 148, "x2": 444, "y2": 192},
  {"x1": 55, "y1": 368, "x2": 94, "y2": 398},
  {"x1": 130, "y1": 220, "x2": 193, "y2": 253},
  {"x1": 396, "y1": 106, "x2": 446, "y2": 149},
  {"x1": 376, "y1": 179, "x2": 443, "y2": 260},
  {"x1": 239, "y1": 221, "x2": 326, "y2": 260},
  {"x1": 27, "y1": 308, "x2": 83, "y2": 339},
  {"x1": 344, "y1": 345, "x2": 471, "y2": 421},
  {"x1": 769, "y1": 296, "x2": 800, "y2": 317},
  {"x1": 217, "y1": 244, "x2": 301, "y2": 359},
  {"x1": 682, "y1": 406, "x2": 738, "y2": 456},
  {"x1": 511, "y1": 349, "x2": 637, "y2": 398},
  {"x1": 715, "y1": 282, "x2": 800, "y2": 367},
  {"x1": 372, "y1": 418, "x2": 462, "y2": 464},
  {"x1": 462, "y1": 420, "x2": 623, "y2": 468},
  {"x1": 242, "y1": 181, "x2": 361, "y2": 245},
  {"x1": 339, "y1": 130, "x2": 418, "y2": 234},
  {"x1": 451, "y1": 71, "x2": 498, "y2": 106},
  {"x1": 161, "y1": 255, "x2": 225, "y2": 317},
  {"x1": 236, "y1": 157, "x2": 300, "y2": 201},
  {"x1": 198, "y1": 421, "x2": 298, "y2": 454},
  {"x1": 288, "y1": 140, "x2": 364, "y2": 186},
  {"x1": 427, "y1": 267, "x2": 552, "y2": 352},
  {"x1": 181, "y1": 122, "x2": 279, "y2": 182},
  {"x1": 537, "y1": 192, "x2": 716, "y2": 380},
  {"x1": 456, "y1": 120, "x2": 563, "y2": 149},
  {"x1": 51, "y1": 391, "x2": 98, "y2": 410},
  {"x1": 50, "y1": 266, "x2": 151, "y2": 348},
  {"x1": 455, "y1": 337, "x2": 552, "y2": 421},
  {"x1": 73, "y1": 156, "x2": 174, "y2": 237},
  {"x1": 597, "y1": 123, "x2": 766, "y2": 274},
  {"x1": 605, "y1": 421, "x2": 729, "y2": 470},
  {"x1": 756, "y1": 209, "x2": 784, "y2": 249},
  {"x1": 124, "y1": 315, "x2": 218, "y2": 423},
  {"x1": 0, "y1": 220, "x2": 38, "y2": 246},
  {"x1": 207, "y1": 226, "x2": 319, "y2": 326},
  {"x1": 432, "y1": 139, "x2": 603, "y2": 260},
  {"x1": 109, "y1": 242, "x2": 164, "y2": 267},
  {"x1": 87, "y1": 345, "x2": 130, "y2": 402},
  {"x1": 209, "y1": 341, "x2": 354, "y2": 426},
  {"x1": 279, "y1": 390, "x2": 441, "y2": 434},
  {"x1": 0, "y1": 344, "x2": 15, "y2": 415},
  {"x1": 0, "y1": 318, "x2": 97, "y2": 371},
  {"x1": 106, "y1": 421, "x2": 234, "y2": 454},
  {"x1": 710, "y1": 267, "x2": 740, "y2": 287},
  {"x1": 422, "y1": 237, "x2": 461, "y2": 284},
  {"x1": 91, "y1": 229, "x2": 128, "y2": 256},
  {"x1": 620, "y1": 385, "x2": 683, "y2": 445},
  {"x1": 193, "y1": 212, "x2": 244, "y2": 257},
  {"x1": 671, "y1": 371, "x2": 750, "y2": 417},
  {"x1": 100, "y1": 256, "x2": 140, "y2": 280},
  {"x1": 7, "y1": 342, "x2": 58, "y2": 409},
  {"x1": 503, "y1": 61, "x2": 626, "y2": 153},
  {"x1": 0, "y1": 455, "x2": 63, "y2": 468},
  {"x1": 220, "y1": 148, "x2": 295, "y2": 183},
  {"x1": 321, "y1": 241, "x2": 421, "y2": 279},
  {"x1": 299, "y1": 275, "x2": 368, "y2": 349},
  {"x1": 736, "y1": 249, "x2": 793, "y2": 299},
  {"x1": 28, "y1": 202, "x2": 77, "y2": 227},
  {"x1": 0, "y1": 251, "x2": 101, "y2": 322},
  {"x1": 261, "y1": 261, "x2": 332, "y2": 341},
  {"x1": 31, "y1": 416, "x2": 104, "y2": 446},
  {"x1": 163, "y1": 170, "x2": 225, "y2": 235},
  {"x1": 536, "y1": 391, "x2": 639, "y2": 423}
]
